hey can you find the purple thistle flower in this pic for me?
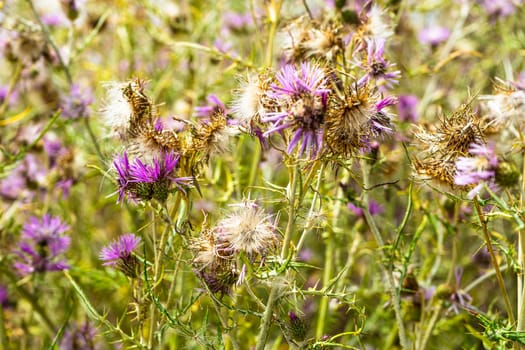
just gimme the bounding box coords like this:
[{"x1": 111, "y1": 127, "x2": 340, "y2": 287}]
[
  {"x1": 418, "y1": 25, "x2": 451, "y2": 46},
  {"x1": 60, "y1": 84, "x2": 93, "y2": 120},
  {"x1": 100, "y1": 233, "x2": 141, "y2": 266},
  {"x1": 448, "y1": 267, "x2": 473, "y2": 314},
  {"x1": 455, "y1": 143, "x2": 499, "y2": 199},
  {"x1": 358, "y1": 38, "x2": 401, "y2": 89},
  {"x1": 100, "y1": 233, "x2": 141, "y2": 278},
  {"x1": 348, "y1": 199, "x2": 383, "y2": 217},
  {"x1": 114, "y1": 151, "x2": 192, "y2": 203},
  {"x1": 262, "y1": 62, "x2": 331, "y2": 157},
  {"x1": 114, "y1": 151, "x2": 133, "y2": 203},
  {"x1": 479, "y1": 0, "x2": 519, "y2": 20},
  {"x1": 195, "y1": 94, "x2": 229, "y2": 118},
  {"x1": 13, "y1": 214, "x2": 70, "y2": 275}
]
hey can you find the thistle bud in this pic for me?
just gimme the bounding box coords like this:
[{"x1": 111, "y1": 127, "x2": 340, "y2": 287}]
[
  {"x1": 495, "y1": 160, "x2": 520, "y2": 188},
  {"x1": 286, "y1": 311, "x2": 307, "y2": 342}
]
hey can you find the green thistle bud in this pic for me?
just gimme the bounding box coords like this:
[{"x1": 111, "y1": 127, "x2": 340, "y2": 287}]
[
  {"x1": 495, "y1": 161, "x2": 520, "y2": 188},
  {"x1": 287, "y1": 311, "x2": 307, "y2": 342},
  {"x1": 435, "y1": 284, "x2": 453, "y2": 300}
]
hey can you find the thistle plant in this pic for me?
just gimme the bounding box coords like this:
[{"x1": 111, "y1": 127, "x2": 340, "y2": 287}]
[{"x1": 2, "y1": 1, "x2": 525, "y2": 349}]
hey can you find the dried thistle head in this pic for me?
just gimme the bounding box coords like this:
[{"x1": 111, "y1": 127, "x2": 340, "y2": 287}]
[
  {"x1": 190, "y1": 111, "x2": 235, "y2": 159},
  {"x1": 101, "y1": 78, "x2": 156, "y2": 140},
  {"x1": 191, "y1": 227, "x2": 238, "y2": 295},
  {"x1": 413, "y1": 103, "x2": 486, "y2": 188},
  {"x1": 324, "y1": 83, "x2": 394, "y2": 157},
  {"x1": 282, "y1": 17, "x2": 344, "y2": 63},
  {"x1": 414, "y1": 104, "x2": 484, "y2": 159},
  {"x1": 324, "y1": 83, "x2": 378, "y2": 157}
]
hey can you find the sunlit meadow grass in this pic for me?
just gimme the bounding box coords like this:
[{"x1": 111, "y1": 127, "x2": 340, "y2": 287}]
[{"x1": 1, "y1": 1, "x2": 525, "y2": 349}]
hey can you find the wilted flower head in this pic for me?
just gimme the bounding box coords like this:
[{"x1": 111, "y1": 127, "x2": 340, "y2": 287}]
[
  {"x1": 101, "y1": 79, "x2": 154, "y2": 139},
  {"x1": 190, "y1": 111, "x2": 237, "y2": 161},
  {"x1": 60, "y1": 84, "x2": 93, "y2": 119},
  {"x1": 262, "y1": 62, "x2": 330, "y2": 157},
  {"x1": 216, "y1": 201, "x2": 280, "y2": 257},
  {"x1": 324, "y1": 83, "x2": 395, "y2": 157},
  {"x1": 357, "y1": 4, "x2": 394, "y2": 41},
  {"x1": 113, "y1": 151, "x2": 191, "y2": 203},
  {"x1": 479, "y1": 80, "x2": 525, "y2": 136},
  {"x1": 191, "y1": 225, "x2": 239, "y2": 294},
  {"x1": 414, "y1": 103, "x2": 486, "y2": 187},
  {"x1": 13, "y1": 214, "x2": 70, "y2": 275},
  {"x1": 100, "y1": 233, "x2": 141, "y2": 278},
  {"x1": 282, "y1": 17, "x2": 344, "y2": 63}
]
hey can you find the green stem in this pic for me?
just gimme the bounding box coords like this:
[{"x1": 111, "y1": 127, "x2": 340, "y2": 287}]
[
  {"x1": 0, "y1": 269, "x2": 56, "y2": 335},
  {"x1": 256, "y1": 164, "x2": 299, "y2": 349},
  {"x1": 517, "y1": 151, "x2": 525, "y2": 331},
  {"x1": 360, "y1": 160, "x2": 410, "y2": 350},
  {"x1": 316, "y1": 169, "x2": 346, "y2": 338},
  {"x1": 296, "y1": 162, "x2": 325, "y2": 254},
  {"x1": 265, "y1": 0, "x2": 283, "y2": 67},
  {"x1": 0, "y1": 300, "x2": 9, "y2": 349},
  {"x1": 417, "y1": 303, "x2": 443, "y2": 350},
  {"x1": 473, "y1": 198, "x2": 515, "y2": 324}
]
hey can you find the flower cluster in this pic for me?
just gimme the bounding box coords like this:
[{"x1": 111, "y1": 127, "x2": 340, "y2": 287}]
[
  {"x1": 13, "y1": 214, "x2": 70, "y2": 275},
  {"x1": 191, "y1": 201, "x2": 280, "y2": 294},
  {"x1": 228, "y1": 9, "x2": 400, "y2": 160}
]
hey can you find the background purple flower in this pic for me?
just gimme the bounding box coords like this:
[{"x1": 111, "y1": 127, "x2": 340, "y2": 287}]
[
  {"x1": 13, "y1": 214, "x2": 71, "y2": 275},
  {"x1": 397, "y1": 95, "x2": 419, "y2": 122},
  {"x1": 60, "y1": 84, "x2": 93, "y2": 120},
  {"x1": 418, "y1": 26, "x2": 450, "y2": 46}
]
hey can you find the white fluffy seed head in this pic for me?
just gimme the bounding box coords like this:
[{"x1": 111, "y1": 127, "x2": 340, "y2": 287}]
[
  {"x1": 216, "y1": 201, "x2": 280, "y2": 257},
  {"x1": 230, "y1": 74, "x2": 266, "y2": 123},
  {"x1": 101, "y1": 82, "x2": 133, "y2": 137}
]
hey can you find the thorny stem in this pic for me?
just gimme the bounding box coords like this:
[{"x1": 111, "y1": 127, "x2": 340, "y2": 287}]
[
  {"x1": 256, "y1": 164, "x2": 299, "y2": 349},
  {"x1": 360, "y1": 160, "x2": 410, "y2": 350},
  {"x1": 296, "y1": 162, "x2": 325, "y2": 254},
  {"x1": 210, "y1": 297, "x2": 241, "y2": 350},
  {"x1": 316, "y1": 169, "x2": 348, "y2": 338},
  {"x1": 149, "y1": 203, "x2": 174, "y2": 348},
  {"x1": 473, "y1": 198, "x2": 515, "y2": 324}
]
